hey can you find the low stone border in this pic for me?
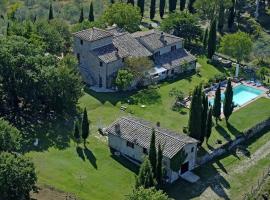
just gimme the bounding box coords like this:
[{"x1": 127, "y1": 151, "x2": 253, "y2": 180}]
[{"x1": 197, "y1": 118, "x2": 270, "y2": 166}]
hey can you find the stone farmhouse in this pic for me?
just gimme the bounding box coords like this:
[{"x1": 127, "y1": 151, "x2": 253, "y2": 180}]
[
  {"x1": 105, "y1": 116, "x2": 198, "y2": 183},
  {"x1": 73, "y1": 26, "x2": 196, "y2": 90}
]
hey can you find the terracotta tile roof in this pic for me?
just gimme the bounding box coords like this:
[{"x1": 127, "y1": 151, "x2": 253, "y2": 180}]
[
  {"x1": 132, "y1": 30, "x2": 183, "y2": 52},
  {"x1": 73, "y1": 27, "x2": 113, "y2": 42},
  {"x1": 105, "y1": 116, "x2": 198, "y2": 159},
  {"x1": 155, "y1": 49, "x2": 197, "y2": 70}
]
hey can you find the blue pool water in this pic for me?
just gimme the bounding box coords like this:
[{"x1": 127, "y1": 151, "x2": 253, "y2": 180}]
[{"x1": 209, "y1": 84, "x2": 264, "y2": 107}]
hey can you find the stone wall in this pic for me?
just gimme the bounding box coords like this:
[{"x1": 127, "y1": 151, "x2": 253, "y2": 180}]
[{"x1": 197, "y1": 118, "x2": 270, "y2": 166}]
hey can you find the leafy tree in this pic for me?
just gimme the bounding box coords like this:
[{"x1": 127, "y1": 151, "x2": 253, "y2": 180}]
[
  {"x1": 74, "y1": 121, "x2": 80, "y2": 145},
  {"x1": 223, "y1": 79, "x2": 234, "y2": 123},
  {"x1": 169, "y1": 0, "x2": 177, "y2": 12},
  {"x1": 202, "y1": 27, "x2": 208, "y2": 50},
  {"x1": 156, "y1": 143, "x2": 163, "y2": 186},
  {"x1": 124, "y1": 57, "x2": 154, "y2": 76},
  {"x1": 194, "y1": 0, "x2": 232, "y2": 20},
  {"x1": 48, "y1": 3, "x2": 54, "y2": 21},
  {"x1": 180, "y1": 0, "x2": 186, "y2": 11},
  {"x1": 205, "y1": 106, "x2": 213, "y2": 143},
  {"x1": 150, "y1": 0, "x2": 156, "y2": 20},
  {"x1": 89, "y1": 2, "x2": 95, "y2": 22},
  {"x1": 135, "y1": 158, "x2": 155, "y2": 189},
  {"x1": 81, "y1": 108, "x2": 90, "y2": 147},
  {"x1": 188, "y1": 85, "x2": 202, "y2": 141},
  {"x1": 220, "y1": 31, "x2": 252, "y2": 64},
  {"x1": 137, "y1": 0, "x2": 145, "y2": 17},
  {"x1": 126, "y1": 187, "x2": 171, "y2": 200},
  {"x1": 188, "y1": 0, "x2": 196, "y2": 13},
  {"x1": 159, "y1": 0, "x2": 166, "y2": 18},
  {"x1": 207, "y1": 18, "x2": 217, "y2": 58},
  {"x1": 0, "y1": 36, "x2": 82, "y2": 122},
  {"x1": 160, "y1": 12, "x2": 202, "y2": 44},
  {"x1": 103, "y1": 2, "x2": 141, "y2": 32},
  {"x1": 213, "y1": 84, "x2": 221, "y2": 124},
  {"x1": 115, "y1": 69, "x2": 134, "y2": 91},
  {"x1": 0, "y1": 118, "x2": 22, "y2": 152},
  {"x1": 79, "y1": 7, "x2": 84, "y2": 23},
  {"x1": 149, "y1": 128, "x2": 157, "y2": 177},
  {"x1": 0, "y1": 152, "x2": 37, "y2": 200},
  {"x1": 201, "y1": 93, "x2": 208, "y2": 144}
]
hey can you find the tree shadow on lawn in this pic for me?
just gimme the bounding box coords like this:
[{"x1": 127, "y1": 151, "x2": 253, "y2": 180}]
[
  {"x1": 111, "y1": 155, "x2": 139, "y2": 174},
  {"x1": 76, "y1": 146, "x2": 85, "y2": 161},
  {"x1": 166, "y1": 161, "x2": 231, "y2": 200},
  {"x1": 215, "y1": 122, "x2": 242, "y2": 142},
  {"x1": 21, "y1": 115, "x2": 77, "y2": 152},
  {"x1": 84, "y1": 87, "x2": 135, "y2": 106},
  {"x1": 84, "y1": 147, "x2": 98, "y2": 169}
]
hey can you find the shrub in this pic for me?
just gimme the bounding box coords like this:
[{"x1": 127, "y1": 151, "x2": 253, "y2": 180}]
[{"x1": 131, "y1": 87, "x2": 161, "y2": 105}]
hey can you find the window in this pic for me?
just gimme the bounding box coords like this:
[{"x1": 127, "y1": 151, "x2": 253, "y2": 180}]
[
  {"x1": 171, "y1": 69, "x2": 175, "y2": 74},
  {"x1": 171, "y1": 45, "x2": 176, "y2": 51},
  {"x1": 162, "y1": 71, "x2": 166, "y2": 74},
  {"x1": 122, "y1": 58, "x2": 125, "y2": 62},
  {"x1": 80, "y1": 40, "x2": 83, "y2": 45},
  {"x1": 100, "y1": 62, "x2": 103, "y2": 67},
  {"x1": 77, "y1": 53, "x2": 80, "y2": 63},
  {"x1": 126, "y1": 141, "x2": 134, "y2": 148},
  {"x1": 191, "y1": 147, "x2": 194, "y2": 152},
  {"x1": 143, "y1": 148, "x2": 148, "y2": 154}
]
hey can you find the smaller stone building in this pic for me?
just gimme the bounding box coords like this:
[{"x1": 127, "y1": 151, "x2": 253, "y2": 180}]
[{"x1": 105, "y1": 116, "x2": 198, "y2": 183}]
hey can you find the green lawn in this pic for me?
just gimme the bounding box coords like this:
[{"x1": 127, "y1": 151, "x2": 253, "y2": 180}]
[{"x1": 27, "y1": 56, "x2": 270, "y2": 199}]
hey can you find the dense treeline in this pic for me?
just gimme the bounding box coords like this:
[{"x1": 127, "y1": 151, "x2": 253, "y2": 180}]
[{"x1": 0, "y1": 19, "x2": 83, "y2": 123}]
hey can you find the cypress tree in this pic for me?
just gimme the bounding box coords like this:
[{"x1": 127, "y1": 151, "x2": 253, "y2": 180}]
[
  {"x1": 160, "y1": 0, "x2": 166, "y2": 18},
  {"x1": 137, "y1": 0, "x2": 145, "y2": 17},
  {"x1": 213, "y1": 84, "x2": 221, "y2": 124},
  {"x1": 180, "y1": 0, "x2": 186, "y2": 11},
  {"x1": 149, "y1": 128, "x2": 157, "y2": 177},
  {"x1": 156, "y1": 143, "x2": 163, "y2": 186},
  {"x1": 89, "y1": 2, "x2": 94, "y2": 22},
  {"x1": 81, "y1": 108, "x2": 89, "y2": 147},
  {"x1": 201, "y1": 93, "x2": 208, "y2": 144},
  {"x1": 207, "y1": 18, "x2": 217, "y2": 59},
  {"x1": 74, "y1": 121, "x2": 80, "y2": 145},
  {"x1": 228, "y1": 0, "x2": 235, "y2": 30},
  {"x1": 135, "y1": 158, "x2": 155, "y2": 189},
  {"x1": 205, "y1": 106, "x2": 213, "y2": 143},
  {"x1": 6, "y1": 21, "x2": 10, "y2": 36},
  {"x1": 127, "y1": 0, "x2": 135, "y2": 5},
  {"x1": 188, "y1": 85, "x2": 202, "y2": 140},
  {"x1": 169, "y1": 0, "x2": 177, "y2": 12},
  {"x1": 223, "y1": 79, "x2": 234, "y2": 123},
  {"x1": 203, "y1": 27, "x2": 208, "y2": 51},
  {"x1": 48, "y1": 3, "x2": 54, "y2": 21},
  {"x1": 188, "y1": 0, "x2": 196, "y2": 13},
  {"x1": 79, "y1": 7, "x2": 84, "y2": 23},
  {"x1": 218, "y1": 1, "x2": 225, "y2": 33},
  {"x1": 150, "y1": 0, "x2": 156, "y2": 20}
]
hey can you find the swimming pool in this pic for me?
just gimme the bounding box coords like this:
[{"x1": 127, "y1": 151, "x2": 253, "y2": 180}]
[{"x1": 209, "y1": 84, "x2": 264, "y2": 107}]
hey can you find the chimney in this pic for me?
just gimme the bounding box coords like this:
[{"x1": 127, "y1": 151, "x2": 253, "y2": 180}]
[
  {"x1": 160, "y1": 32, "x2": 166, "y2": 44},
  {"x1": 115, "y1": 47, "x2": 120, "y2": 59},
  {"x1": 114, "y1": 123, "x2": 121, "y2": 134},
  {"x1": 156, "y1": 121, "x2": 161, "y2": 127}
]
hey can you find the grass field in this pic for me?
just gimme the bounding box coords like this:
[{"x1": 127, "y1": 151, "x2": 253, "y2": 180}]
[{"x1": 25, "y1": 55, "x2": 270, "y2": 200}]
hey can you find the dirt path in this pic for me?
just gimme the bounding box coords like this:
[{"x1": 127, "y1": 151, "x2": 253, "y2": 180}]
[{"x1": 198, "y1": 140, "x2": 270, "y2": 200}]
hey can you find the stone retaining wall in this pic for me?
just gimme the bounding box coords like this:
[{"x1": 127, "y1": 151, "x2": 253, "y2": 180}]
[{"x1": 197, "y1": 118, "x2": 270, "y2": 165}]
